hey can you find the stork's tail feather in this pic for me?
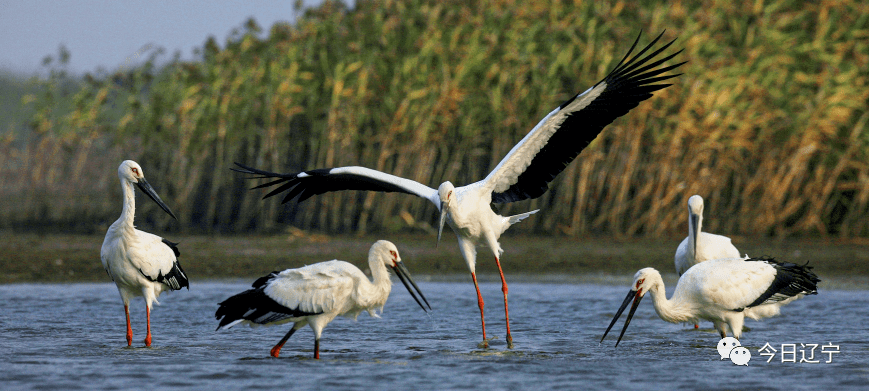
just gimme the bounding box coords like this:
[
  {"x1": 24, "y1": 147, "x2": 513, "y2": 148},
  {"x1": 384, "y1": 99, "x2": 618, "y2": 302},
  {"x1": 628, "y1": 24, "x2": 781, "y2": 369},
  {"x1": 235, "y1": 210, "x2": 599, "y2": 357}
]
[{"x1": 507, "y1": 209, "x2": 539, "y2": 225}]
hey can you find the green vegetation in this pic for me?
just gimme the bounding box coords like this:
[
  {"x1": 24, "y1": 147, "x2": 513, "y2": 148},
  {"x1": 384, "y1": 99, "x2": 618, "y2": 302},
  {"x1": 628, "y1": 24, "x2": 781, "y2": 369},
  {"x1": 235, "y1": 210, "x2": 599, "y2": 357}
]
[
  {"x1": 0, "y1": 72, "x2": 36, "y2": 137},
  {"x1": 1, "y1": 0, "x2": 868, "y2": 239}
]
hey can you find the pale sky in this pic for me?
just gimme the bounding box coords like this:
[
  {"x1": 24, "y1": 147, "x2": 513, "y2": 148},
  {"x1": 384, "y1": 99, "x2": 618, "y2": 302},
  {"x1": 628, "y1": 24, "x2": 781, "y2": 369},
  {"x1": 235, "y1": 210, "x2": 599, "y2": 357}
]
[{"x1": 0, "y1": 0, "x2": 345, "y2": 76}]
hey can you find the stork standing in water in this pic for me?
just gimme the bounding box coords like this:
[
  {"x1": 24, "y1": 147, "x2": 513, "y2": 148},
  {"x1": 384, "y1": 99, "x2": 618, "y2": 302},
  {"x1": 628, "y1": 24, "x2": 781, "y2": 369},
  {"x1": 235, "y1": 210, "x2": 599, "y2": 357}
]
[
  {"x1": 674, "y1": 194, "x2": 741, "y2": 328},
  {"x1": 233, "y1": 31, "x2": 685, "y2": 348},
  {"x1": 101, "y1": 160, "x2": 189, "y2": 347},
  {"x1": 601, "y1": 256, "x2": 820, "y2": 346},
  {"x1": 215, "y1": 240, "x2": 430, "y2": 359},
  {"x1": 674, "y1": 195, "x2": 741, "y2": 276}
]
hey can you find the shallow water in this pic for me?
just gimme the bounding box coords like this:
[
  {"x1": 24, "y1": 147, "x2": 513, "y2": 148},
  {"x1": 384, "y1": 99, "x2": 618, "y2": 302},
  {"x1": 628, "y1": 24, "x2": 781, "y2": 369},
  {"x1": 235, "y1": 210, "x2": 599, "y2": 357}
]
[{"x1": 1, "y1": 280, "x2": 867, "y2": 390}]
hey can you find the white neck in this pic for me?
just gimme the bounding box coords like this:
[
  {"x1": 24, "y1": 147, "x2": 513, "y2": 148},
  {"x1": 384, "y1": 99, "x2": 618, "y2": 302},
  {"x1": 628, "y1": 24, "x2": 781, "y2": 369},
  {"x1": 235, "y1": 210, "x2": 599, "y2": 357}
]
[
  {"x1": 362, "y1": 253, "x2": 393, "y2": 309},
  {"x1": 646, "y1": 277, "x2": 695, "y2": 324},
  {"x1": 113, "y1": 179, "x2": 136, "y2": 231}
]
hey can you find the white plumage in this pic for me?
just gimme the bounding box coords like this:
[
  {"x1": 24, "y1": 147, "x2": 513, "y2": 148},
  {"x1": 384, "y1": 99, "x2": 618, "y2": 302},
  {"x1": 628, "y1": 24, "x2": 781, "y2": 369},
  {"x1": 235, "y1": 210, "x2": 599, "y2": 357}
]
[
  {"x1": 674, "y1": 195, "x2": 741, "y2": 276},
  {"x1": 233, "y1": 31, "x2": 685, "y2": 348},
  {"x1": 601, "y1": 256, "x2": 820, "y2": 346},
  {"x1": 101, "y1": 160, "x2": 188, "y2": 347},
  {"x1": 215, "y1": 240, "x2": 430, "y2": 359}
]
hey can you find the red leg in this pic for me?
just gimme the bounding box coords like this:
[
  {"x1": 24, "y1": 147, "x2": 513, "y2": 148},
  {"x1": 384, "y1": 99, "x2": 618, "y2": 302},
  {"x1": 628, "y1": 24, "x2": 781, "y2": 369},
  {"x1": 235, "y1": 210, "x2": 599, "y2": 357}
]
[
  {"x1": 124, "y1": 305, "x2": 133, "y2": 347},
  {"x1": 144, "y1": 306, "x2": 152, "y2": 347},
  {"x1": 694, "y1": 324, "x2": 699, "y2": 329},
  {"x1": 314, "y1": 338, "x2": 320, "y2": 360},
  {"x1": 269, "y1": 345, "x2": 282, "y2": 358},
  {"x1": 270, "y1": 327, "x2": 298, "y2": 358},
  {"x1": 470, "y1": 272, "x2": 488, "y2": 348},
  {"x1": 493, "y1": 256, "x2": 513, "y2": 348}
]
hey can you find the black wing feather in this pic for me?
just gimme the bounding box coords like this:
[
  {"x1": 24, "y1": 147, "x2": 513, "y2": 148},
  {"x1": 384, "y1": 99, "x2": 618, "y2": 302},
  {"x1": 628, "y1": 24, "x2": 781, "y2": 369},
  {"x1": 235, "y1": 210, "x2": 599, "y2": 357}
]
[
  {"x1": 137, "y1": 238, "x2": 189, "y2": 290},
  {"x1": 742, "y1": 256, "x2": 820, "y2": 309},
  {"x1": 232, "y1": 163, "x2": 421, "y2": 204},
  {"x1": 215, "y1": 272, "x2": 322, "y2": 330},
  {"x1": 252, "y1": 271, "x2": 281, "y2": 288},
  {"x1": 137, "y1": 263, "x2": 189, "y2": 291},
  {"x1": 162, "y1": 238, "x2": 181, "y2": 258},
  {"x1": 491, "y1": 30, "x2": 686, "y2": 203}
]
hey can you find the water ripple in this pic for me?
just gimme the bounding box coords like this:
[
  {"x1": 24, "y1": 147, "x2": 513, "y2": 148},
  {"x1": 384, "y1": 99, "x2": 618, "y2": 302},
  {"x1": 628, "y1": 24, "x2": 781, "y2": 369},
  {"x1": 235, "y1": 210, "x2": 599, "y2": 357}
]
[{"x1": 0, "y1": 281, "x2": 865, "y2": 390}]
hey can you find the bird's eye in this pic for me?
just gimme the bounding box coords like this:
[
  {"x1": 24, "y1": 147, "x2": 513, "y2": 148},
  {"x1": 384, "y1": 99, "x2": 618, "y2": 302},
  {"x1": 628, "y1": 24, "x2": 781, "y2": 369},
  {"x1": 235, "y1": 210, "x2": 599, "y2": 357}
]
[
  {"x1": 131, "y1": 167, "x2": 139, "y2": 175},
  {"x1": 636, "y1": 279, "x2": 645, "y2": 288}
]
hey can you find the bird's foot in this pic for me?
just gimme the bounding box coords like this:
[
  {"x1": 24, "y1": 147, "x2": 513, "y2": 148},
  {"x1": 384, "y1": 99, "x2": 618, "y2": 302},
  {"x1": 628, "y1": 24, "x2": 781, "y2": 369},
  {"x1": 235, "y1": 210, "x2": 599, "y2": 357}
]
[
  {"x1": 144, "y1": 335, "x2": 152, "y2": 347},
  {"x1": 126, "y1": 335, "x2": 132, "y2": 347},
  {"x1": 477, "y1": 336, "x2": 496, "y2": 349},
  {"x1": 694, "y1": 324, "x2": 699, "y2": 329},
  {"x1": 506, "y1": 335, "x2": 514, "y2": 349},
  {"x1": 270, "y1": 346, "x2": 282, "y2": 358}
]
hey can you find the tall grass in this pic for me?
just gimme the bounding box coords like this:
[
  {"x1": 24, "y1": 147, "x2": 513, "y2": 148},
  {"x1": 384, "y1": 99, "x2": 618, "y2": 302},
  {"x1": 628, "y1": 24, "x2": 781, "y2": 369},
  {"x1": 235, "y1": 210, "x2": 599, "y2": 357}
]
[{"x1": 2, "y1": 0, "x2": 868, "y2": 238}]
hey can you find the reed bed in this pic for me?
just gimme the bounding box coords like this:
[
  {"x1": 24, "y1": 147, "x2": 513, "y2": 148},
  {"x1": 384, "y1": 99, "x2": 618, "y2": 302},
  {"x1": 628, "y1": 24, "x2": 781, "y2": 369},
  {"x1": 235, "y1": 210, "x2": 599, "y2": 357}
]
[{"x1": 2, "y1": 0, "x2": 868, "y2": 238}]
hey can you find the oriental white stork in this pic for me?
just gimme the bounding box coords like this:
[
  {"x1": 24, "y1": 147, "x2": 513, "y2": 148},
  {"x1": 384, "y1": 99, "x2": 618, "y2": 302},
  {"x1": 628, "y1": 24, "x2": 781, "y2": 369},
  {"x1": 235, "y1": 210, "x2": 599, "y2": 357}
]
[
  {"x1": 215, "y1": 240, "x2": 430, "y2": 359},
  {"x1": 101, "y1": 160, "x2": 189, "y2": 347},
  {"x1": 674, "y1": 194, "x2": 741, "y2": 329},
  {"x1": 674, "y1": 195, "x2": 741, "y2": 276},
  {"x1": 233, "y1": 31, "x2": 685, "y2": 348},
  {"x1": 601, "y1": 256, "x2": 820, "y2": 347}
]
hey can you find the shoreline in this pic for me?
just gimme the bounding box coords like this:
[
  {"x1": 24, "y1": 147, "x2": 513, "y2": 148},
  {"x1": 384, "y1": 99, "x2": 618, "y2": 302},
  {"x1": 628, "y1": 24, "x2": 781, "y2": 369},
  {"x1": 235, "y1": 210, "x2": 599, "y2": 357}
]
[{"x1": 2, "y1": 232, "x2": 867, "y2": 287}]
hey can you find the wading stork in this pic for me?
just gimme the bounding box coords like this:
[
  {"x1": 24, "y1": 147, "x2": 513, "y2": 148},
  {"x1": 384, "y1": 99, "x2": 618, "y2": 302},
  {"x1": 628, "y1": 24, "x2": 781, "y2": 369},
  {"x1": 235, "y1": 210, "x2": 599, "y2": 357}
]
[
  {"x1": 233, "y1": 31, "x2": 685, "y2": 348},
  {"x1": 674, "y1": 195, "x2": 741, "y2": 276},
  {"x1": 674, "y1": 194, "x2": 741, "y2": 328},
  {"x1": 215, "y1": 240, "x2": 430, "y2": 359},
  {"x1": 601, "y1": 256, "x2": 820, "y2": 346},
  {"x1": 101, "y1": 160, "x2": 189, "y2": 347}
]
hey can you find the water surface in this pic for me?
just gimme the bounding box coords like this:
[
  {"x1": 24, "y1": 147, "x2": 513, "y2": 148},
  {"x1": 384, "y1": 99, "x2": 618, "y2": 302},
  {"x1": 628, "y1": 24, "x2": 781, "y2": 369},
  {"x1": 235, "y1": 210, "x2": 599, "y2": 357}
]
[{"x1": 1, "y1": 280, "x2": 866, "y2": 390}]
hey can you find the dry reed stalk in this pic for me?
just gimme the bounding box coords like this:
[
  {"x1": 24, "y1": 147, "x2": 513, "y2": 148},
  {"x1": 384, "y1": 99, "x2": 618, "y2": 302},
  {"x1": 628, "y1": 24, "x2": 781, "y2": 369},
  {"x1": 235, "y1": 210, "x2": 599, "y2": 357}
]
[{"x1": 5, "y1": 0, "x2": 867, "y2": 238}]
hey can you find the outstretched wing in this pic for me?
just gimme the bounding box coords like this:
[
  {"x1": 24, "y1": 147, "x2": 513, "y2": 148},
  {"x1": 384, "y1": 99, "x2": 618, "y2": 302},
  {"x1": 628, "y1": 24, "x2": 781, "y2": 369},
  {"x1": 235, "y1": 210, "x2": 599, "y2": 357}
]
[
  {"x1": 233, "y1": 164, "x2": 441, "y2": 209},
  {"x1": 484, "y1": 30, "x2": 685, "y2": 203}
]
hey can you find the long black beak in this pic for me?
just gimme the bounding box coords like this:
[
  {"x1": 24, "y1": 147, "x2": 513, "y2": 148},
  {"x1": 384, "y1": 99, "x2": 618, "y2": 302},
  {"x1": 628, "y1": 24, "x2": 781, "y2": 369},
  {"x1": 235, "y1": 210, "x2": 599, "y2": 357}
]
[
  {"x1": 690, "y1": 212, "x2": 699, "y2": 256},
  {"x1": 136, "y1": 177, "x2": 177, "y2": 220},
  {"x1": 600, "y1": 289, "x2": 644, "y2": 347},
  {"x1": 392, "y1": 261, "x2": 432, "y2": 312},
  {"x1": 436, "y1": 207, "x2": 447, "y2": 248}
]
